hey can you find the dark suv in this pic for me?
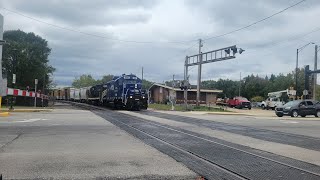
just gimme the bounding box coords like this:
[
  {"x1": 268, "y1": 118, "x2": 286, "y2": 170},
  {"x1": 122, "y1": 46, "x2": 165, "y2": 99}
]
[{"x1": 275, "y1": 100, "x2": 320, "y2": 117}]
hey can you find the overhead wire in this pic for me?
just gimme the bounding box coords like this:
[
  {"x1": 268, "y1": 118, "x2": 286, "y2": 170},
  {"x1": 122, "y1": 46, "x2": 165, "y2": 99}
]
[
  {"x1": 202, "y1": 0, "x2": 307, "y2": 41},
  {"x1": 1, "y1": 0, "x2": 306, "y2": 44},
  {"x1": 0, "y1": 7, "x2": 188, "y2": 44},
  {"x1": 0, "y1": 0, "x2": 310, "y2": 82}
]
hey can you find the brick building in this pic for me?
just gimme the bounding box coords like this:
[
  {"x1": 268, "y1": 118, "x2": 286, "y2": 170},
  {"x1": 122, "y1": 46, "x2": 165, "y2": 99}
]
[{"x1": 149, "y1": 83, "x2": 222, "y2": 104}]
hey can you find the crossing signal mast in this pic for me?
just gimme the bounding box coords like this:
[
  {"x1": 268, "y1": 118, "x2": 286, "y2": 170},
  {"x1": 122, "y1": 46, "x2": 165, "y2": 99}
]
[{"x1": 184, "y1": 40, "x2": 244, "y2": 108}]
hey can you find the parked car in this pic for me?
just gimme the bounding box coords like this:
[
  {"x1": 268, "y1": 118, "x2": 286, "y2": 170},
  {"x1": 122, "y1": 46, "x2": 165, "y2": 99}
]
[
  {"x1": 227, "y1": 96, "x2": 251, "y2": 109},
  {"x1": 261, "y1": 97, "x2": 285, "y2": 110},
  {"x1": 275, "y1": 100, "x2": 320, "y2": 117}
]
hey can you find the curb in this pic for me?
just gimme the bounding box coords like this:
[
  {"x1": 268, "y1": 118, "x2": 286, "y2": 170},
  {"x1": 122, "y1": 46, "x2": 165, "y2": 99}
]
[
  {"x1": 0, "y1": 112, "x2": 10, "y2": 116},
  {"x1": 1, "y1": 109, "x2": 52, "y2": 113},
  {"x1": 201, "y1": 112, "x2": 252, "y2": 116}
]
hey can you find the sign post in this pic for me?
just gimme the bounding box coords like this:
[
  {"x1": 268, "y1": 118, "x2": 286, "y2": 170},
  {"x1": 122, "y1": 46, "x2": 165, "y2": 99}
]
[
  {"x1": 34, "y1": 79, "x2": 38, "y2": 107},
  {"x1": 0, "y1": 14, "x2": 4, "y2": 109}
]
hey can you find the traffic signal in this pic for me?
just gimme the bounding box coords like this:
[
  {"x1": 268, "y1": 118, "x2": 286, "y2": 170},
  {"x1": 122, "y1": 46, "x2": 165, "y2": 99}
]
[
  {"x1": 225, "y1": 48, "x2": 230, "y2": 55},
  {"x1": 231, "y1": 46, "x2": 237, "y2": 55}
]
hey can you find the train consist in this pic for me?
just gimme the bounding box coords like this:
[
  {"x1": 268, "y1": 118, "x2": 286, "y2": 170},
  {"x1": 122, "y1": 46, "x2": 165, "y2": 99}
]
[{"x1": 52, "y1": 74, "x2": 148, "y2": 110}]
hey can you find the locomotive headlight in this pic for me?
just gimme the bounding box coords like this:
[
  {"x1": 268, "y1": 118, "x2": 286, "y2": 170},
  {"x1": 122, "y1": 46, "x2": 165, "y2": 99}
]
[
  {"x1": 130, "y1": 96, "x2": 133, "y2": 98},
  {"x1": 142, "y1": 96, "x2": 145, "y2": 99}
]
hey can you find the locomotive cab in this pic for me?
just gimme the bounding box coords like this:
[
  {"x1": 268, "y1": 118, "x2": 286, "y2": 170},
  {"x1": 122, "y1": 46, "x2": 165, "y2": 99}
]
[{"x1": 123, "y1": 75, "x2": 143, "y2": 110}]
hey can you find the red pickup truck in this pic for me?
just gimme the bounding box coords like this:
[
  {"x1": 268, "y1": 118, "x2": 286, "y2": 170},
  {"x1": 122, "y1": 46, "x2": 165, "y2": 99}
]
[{"x1": 227, "y1": 96, "x2": 252, "y2": 109}]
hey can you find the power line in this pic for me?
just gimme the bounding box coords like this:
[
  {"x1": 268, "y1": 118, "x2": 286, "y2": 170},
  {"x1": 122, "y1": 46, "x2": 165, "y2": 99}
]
[
  {"x1": 202, "y1": 0, "x2": 306, "y2": 41},
  {"x1": 1, "y1": 0, "x2": 306, "y2": 44},
  {"x1": 245, "y1": 26, "x2": 320, "y2": 55},
  {"x1": 0, "y1": 7, "x2": 188, "y2": 44}
]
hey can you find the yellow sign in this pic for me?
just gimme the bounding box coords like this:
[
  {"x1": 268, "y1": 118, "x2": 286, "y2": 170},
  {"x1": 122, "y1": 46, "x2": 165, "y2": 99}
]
[{"x1": 0, "y1": 96, "x2": 2, "y2": 109}]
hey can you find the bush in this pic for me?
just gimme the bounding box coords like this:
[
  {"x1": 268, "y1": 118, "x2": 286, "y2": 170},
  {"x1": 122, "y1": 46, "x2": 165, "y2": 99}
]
[{"x1": 251, "y1": 96, "x2": 264, "y2": 102}]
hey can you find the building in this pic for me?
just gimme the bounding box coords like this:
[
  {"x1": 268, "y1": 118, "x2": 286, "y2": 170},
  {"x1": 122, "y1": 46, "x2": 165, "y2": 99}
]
[{"x1": 149, "y1": 83, "x2": 222, "y2": 104}]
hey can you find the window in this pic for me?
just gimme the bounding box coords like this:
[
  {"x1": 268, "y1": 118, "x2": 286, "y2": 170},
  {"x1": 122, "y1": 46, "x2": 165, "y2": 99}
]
[
  {"x1": 306, "y1": 101, "x2": 313, "y2": 106},
  {"x1": 299, "y1": 102, "x2": 306, "y2": 106},
  {"x1": 118, "y1": 79, "x2": 123, "y2": 86}
]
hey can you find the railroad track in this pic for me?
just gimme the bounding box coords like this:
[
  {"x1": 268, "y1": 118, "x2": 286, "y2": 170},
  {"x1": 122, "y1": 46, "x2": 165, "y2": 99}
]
[
  {"x1": 138, "y1": 111, "x2": 320, "y2": 151},
  {"x1": 65, "y1": 101, "x2": 320, "y2": 180}
]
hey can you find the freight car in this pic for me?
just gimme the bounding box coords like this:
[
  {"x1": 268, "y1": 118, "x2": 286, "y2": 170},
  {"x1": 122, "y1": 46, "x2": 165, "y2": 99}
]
[
  {"x1": 80, "y1": 87, "x2": 91, "y2": 103},
  {"x1": 51, "y1": 74, "x2": 148, "y2": 110},
  {"x1": 87, "y1": 84, "x2": 103, "y2": 105}
]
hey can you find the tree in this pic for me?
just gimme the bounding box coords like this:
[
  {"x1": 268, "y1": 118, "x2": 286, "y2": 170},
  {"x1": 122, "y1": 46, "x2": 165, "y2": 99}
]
[
  {"x1": 96, "y1": 74, "x2": 114, "y2": 84},
  {"x1": 142, "y1": 79, "x2": 154, "y2": 90},
  {"x1": 2, "y1": 30, "x2": 55, "y2": 93},
  {"x1": 251, "y1": 96, "x2": 264, "y2": 102},
  {"x1": 72, "y1": 74, "x2": 96, "y2": 88}
]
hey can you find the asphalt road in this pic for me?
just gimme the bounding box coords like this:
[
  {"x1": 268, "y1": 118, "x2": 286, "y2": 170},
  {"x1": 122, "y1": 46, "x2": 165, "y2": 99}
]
[
  {"x1": 0, "y1": 103, "x2": 197, "y2": 179},
  {"x1": 1, "y1": 102, "x2": 320, "y2": 179},
  {"x1": 157, "y1": 110, "x2": 320, "y2": 138}
]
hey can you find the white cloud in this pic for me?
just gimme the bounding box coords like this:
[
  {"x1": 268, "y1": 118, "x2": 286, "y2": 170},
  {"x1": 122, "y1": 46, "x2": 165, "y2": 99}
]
[{"x1": 1, "y1": 0, "x2": 320, "y2": 86}]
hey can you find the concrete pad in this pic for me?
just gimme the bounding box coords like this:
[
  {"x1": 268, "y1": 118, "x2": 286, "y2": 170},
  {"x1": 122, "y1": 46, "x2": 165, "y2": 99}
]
[{"x1": 0, "y1": 105, "x2": 196, "y2": 179}]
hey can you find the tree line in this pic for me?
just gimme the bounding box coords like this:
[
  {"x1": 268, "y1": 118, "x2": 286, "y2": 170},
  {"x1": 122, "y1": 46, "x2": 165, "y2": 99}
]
[
  {"x1": 163, "y1": 68, "x2": 320, "y2": 101},
  {"x1": 201, "y1": 68, "x2": 320, "y2": 101},
  {"x1": 71, "y1": 74, "x2": 154, "y2": 90},
  {"x1": 74, "y1": 67, "x2": 320, "y2": 102}
]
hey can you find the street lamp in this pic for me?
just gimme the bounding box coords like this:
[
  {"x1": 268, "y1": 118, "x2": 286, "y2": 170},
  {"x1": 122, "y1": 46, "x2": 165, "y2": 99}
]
[{"x1": 295, "y1": 42, "x2": 314, "y2": 99}]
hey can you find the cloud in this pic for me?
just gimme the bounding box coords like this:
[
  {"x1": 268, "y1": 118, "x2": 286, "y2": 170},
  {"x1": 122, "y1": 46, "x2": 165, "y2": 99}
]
[{"x1": 1, "y1": 0, "x2": 320, "y2": 86}]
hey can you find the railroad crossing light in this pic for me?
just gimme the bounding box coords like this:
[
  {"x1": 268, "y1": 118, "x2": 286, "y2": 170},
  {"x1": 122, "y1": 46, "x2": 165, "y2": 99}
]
[
  {"x1": 225, "y1": 48, "x2": 230, "y2": 55},
  {"x1": 231, "y1": 46, "x2": 237, "y2": 55},
  {"x1": 239, "y1": 48, "x2": 245, "y2": 54}
]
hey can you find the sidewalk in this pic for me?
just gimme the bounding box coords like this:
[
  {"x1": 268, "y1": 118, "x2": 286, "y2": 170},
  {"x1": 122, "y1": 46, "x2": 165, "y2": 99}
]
[{"x1": 1, "y1": 106, "x2": 53, "y2": 113}]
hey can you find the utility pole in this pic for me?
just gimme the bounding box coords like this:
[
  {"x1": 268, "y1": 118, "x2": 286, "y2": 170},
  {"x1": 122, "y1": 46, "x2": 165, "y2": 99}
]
[
  {"x1": 141, "y1": 67, "x2": 144, "y2": 82},
  {"x1": 295, "y1": 48, "x2": 299, "y2": 100},
  {"x1": 184, "y1": 56, "x2": 188, "y2": 110},
  {"x1": 239, "y1": 72, "x2": 241, "y2": 96},
  {"x1": 0, "y1": 14, "x2": 3, "y2": 110},
  {"x1": 196, "y1": 39, "x2": 203, "y2": 106},
  {"x1": 34, "y1": 79, "x2": 38, "y2": 107},
  {"x1": 185, "y1": 45, "x2": 244, "y2": 109},
  {"x1": 171, "y1": 74, "x2": 175, "y2": 110},
  {"x1": 172, "y1": 74, "x2": 175, "y2": 87},
  {"x1": 314, "y1": 45, "x2": 318, "y2": 100}
]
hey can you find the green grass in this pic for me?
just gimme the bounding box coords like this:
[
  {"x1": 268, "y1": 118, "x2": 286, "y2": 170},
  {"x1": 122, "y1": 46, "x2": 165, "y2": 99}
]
[
  {"x1": 148, "y1": 103, "x2": 185, "y2": 111},
  {"x1": 148, "y1": 103, "x2": 229, "y2": 112}
]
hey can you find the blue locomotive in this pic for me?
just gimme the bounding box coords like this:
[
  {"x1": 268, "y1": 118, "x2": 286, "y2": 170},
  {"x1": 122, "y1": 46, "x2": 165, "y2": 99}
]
[{"x1": 99, "y1": 74, "x2": 147, "y2": 110}]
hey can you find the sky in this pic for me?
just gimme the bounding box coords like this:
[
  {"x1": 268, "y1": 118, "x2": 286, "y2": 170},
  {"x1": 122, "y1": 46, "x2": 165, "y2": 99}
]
[{"x1": 1, "y1": 0, "x2": 320, "y2": 86}]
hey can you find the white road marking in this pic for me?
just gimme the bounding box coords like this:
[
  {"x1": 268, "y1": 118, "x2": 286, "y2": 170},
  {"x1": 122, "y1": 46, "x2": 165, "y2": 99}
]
[
  {"x1": 0, "y1": 118, "x2": 51, "y2": 123},
  {"x1": 280, "y1": 120, "x2": 299, "y2": 124}
]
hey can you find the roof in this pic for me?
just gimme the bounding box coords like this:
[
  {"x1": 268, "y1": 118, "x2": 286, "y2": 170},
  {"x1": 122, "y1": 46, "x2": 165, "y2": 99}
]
[{"x1": 149, "y1": 83, "x2": 222, "y2": 93}]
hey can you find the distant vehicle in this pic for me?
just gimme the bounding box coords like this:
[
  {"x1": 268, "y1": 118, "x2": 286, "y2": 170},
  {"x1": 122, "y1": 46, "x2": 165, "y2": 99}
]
[
  {"x1": 216, "y1": 98, "x2": 228, "y2": 106},
  {"x1": 275, "y1": 100, "x2": 320, "y2": 117},
  {"x1": 261, "y1": 89, "x2": 296, "y2": 110},
  {"x1": 261, "y1": 97, "x2": 284, "y2": 110},
  {"x1": 227, "y1": 96, "x2": 251, "y2": 109}
]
